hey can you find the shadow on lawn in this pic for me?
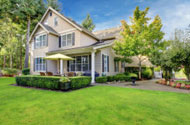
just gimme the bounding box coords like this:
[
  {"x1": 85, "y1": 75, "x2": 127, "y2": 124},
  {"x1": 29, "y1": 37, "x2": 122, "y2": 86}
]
[{"x1": 10, "y1": 84, "x2": 95, "y2": 93}]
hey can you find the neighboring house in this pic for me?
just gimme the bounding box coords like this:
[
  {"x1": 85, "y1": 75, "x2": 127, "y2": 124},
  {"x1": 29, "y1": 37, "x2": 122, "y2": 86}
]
[{"x1": 29, "y1": 7, "x2": 125, "y2": 83}]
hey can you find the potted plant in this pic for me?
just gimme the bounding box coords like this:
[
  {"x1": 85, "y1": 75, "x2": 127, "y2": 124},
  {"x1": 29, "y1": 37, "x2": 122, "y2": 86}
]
[
  {"x1": 170, "y1": 80, "x2": 174, "y2": 86},
  {"x1": 176, "y1": 83, "x2": 181, "y2": 88},
  {"x1": 60, "y1": 77, "x2": 70, "y2": 90},
  {"x1": 161, "y1": 79, "x2": 166, "y2": 84},
  {"x1": 171, "y1": 83, "x2": 176, "y2": 87}
]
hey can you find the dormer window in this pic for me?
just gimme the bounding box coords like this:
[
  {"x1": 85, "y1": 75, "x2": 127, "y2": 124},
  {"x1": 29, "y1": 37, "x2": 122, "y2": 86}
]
[{"x1": 54, "y1": 17, "x2": 58, "y2": 26}]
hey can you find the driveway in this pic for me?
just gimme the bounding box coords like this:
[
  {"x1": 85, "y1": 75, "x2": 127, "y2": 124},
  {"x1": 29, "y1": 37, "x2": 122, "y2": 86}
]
[{"x1": 95, "y1": 79, "x2": 190, "y2": 93}]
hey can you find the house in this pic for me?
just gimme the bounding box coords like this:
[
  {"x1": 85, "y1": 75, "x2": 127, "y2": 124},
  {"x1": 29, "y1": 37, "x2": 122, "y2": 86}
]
[{"x1": 29, "y1": 7, "x2": 125, "y2": 83}]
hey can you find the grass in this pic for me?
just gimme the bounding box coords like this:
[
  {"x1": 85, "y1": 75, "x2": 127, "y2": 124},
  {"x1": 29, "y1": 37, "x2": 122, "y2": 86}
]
[{"x1": 1, "y1": 78, "x2": 190, "y2": 125}]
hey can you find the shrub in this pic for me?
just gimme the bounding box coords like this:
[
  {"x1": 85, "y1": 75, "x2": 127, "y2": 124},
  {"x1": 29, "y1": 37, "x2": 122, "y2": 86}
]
[
  {"x1": 2, "y1": 68, "x2": 18, "y2": 76},
  {"x1": 142, "y1": 68, "x2": 153, "y2": 79},
  {"x1": 22, "y1": 68, "x2": 30, "y2": 75},
  {"x1": 96, "y1": 76, "x2": 107, "y2": 83},
  {"x1": 107, "y1": 76, "x2": 115, "y2": 82},
  {"x1": 69, "y1": 76, "x2": 91, "y2": 89},
  {"x1": 113, "y1": 74, "x2": 130, "y2": 81},
  {"x1": 16, "y1": 76, "x2": 61, "y2": 90},
  {"x1": 127, "y1": 73, "x2": 138, "y2": 79},
  {"x1": 60, "y1": 77, "x2": 70, "y2": 90}
]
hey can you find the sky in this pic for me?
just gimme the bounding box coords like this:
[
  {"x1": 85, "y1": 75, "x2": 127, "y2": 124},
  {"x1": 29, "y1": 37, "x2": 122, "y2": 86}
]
[{"x1": 59, "y1": 0, "x2": 190, "y2": 39}]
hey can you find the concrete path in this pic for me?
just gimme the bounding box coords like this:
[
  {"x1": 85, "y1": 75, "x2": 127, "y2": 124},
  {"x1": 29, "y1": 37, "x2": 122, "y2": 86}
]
[{"x1": 95, "y1": 79, "x2": 190, "y2": 93}]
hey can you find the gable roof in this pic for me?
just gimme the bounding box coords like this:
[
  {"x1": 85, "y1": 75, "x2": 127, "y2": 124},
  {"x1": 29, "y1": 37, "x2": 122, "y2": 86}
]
[
  {"x1": 93, "y1": 27, "x2": 122, "y2": 40},
  {"x1": 39, "y1": 7, "x2": 99, "y2": 40},
  {"x1": 29, "y1": 23, "x2": 59, "y2": 42}
]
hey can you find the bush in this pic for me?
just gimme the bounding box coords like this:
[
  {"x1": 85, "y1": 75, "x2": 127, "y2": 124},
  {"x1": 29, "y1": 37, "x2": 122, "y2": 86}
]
[
  {"x1": 142, "y1": 68, "x2": 153, "y2": 79},
  {"x1": 2, "y1": 68, "x2": 18, "y2": 76},
  {"x1": 69, "y1": 76, "x2": 91, "y2": 89},
  {"x1": 113, "y1": 74, "x2": 131, "y2": 81},
  {"x1": 107, "y1": 76, "x2": 115, "y2": 82},
  {"x1": 96, "y1": 76, "x2": 107, "y2": 83},
  {"x1": 60, "y1": 77, "x2": 70, "y2": 90},
  {"x1": 16, "y1": 76, "x2": 61, "y2": 90},
  {"x1": 127, "y1": 73, "x2": 138, "y2": 79},
  {"x1": 22, "y1": 68, "x2": 30, "y2": 75}
]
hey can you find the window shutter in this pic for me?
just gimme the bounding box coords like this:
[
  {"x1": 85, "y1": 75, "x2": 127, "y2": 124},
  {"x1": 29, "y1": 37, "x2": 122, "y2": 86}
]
[
  {"x1": 33, "y1": 58, "x2": 35, "y2": 72},
  {"x1": 72, "y1": 32, "x2": 75, "y2": 46},
  {"x1": 59, "y1": 36, "x2": 61, "y2": 48},
  {"x1": 102, "y1": 54, "x2": 104, "y2": 72},
  {"x1": 107, "y1": 56, "x2": 109, "y2": 72},
  {"x1": 46, "y1": 34, "x2": 48, "y2": 46},
  {"x1": 34, "y1": 37, "x2": 36, "y2": 49},
  {"x1": 67, "y1": 61, "x2": 70, "y2": 72},
  {"x1": 114, "y1": 61, "x2": 116, "y2": 72}
]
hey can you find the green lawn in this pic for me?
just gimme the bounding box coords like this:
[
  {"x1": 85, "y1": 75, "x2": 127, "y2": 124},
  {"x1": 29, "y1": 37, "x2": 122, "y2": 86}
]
[{"x1": 0, "y1": 78, "x2": 190, "y2": 125}]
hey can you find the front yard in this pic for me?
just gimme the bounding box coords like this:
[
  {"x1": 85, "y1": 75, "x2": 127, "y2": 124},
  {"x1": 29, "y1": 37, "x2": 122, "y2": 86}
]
[{"x1": 0, "y1": 77, "x2": 190, "y2": 124}]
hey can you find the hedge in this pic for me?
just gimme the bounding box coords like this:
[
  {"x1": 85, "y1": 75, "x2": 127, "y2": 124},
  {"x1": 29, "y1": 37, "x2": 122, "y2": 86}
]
[
  {"x1": 16, "y1": 76, "x2": 91, "y2": 90},
  {"x1": 113, "y1": 74, "x2": 131, "y2": 82},
  {"x1": 16, "y1": 76, "x2": 61, "y2": 90},
  {"x1": 2, "y1": 68, "x2": 18, "y2": 76},
  {"x1": 96, "y1": 76, "x2": 107, "y2": 83},
  {"x1": 69, "y1": 76, "x2": 91, "y2": 89}
]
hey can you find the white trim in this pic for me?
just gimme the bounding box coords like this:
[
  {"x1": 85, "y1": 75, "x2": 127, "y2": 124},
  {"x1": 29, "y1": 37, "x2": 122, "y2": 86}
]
[
  {"x1": 58, "y1": 28, "x2": 77, "y2": 34},
  {"x1": 93, "y1": 42, "x2": 114, "y2": 50},
  {"x1": 60, "y1": 32, "x2": 74, "y2": 48},
  {"x1": 91, "y1": 50, "x2": 96, "y2": 83}
]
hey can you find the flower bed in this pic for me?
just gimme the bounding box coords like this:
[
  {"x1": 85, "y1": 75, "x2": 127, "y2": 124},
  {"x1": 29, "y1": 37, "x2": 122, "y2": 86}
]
[{"x1": 156, "y1": 79, "x2": 190, "y2": 89}]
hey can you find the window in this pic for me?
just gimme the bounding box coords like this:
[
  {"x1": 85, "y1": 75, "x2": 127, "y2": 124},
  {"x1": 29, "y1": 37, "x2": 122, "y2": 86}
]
[
  {"x1": 34, "y1": 34, "x2": 47, "y2": 49},
  {"x1": 49, "y1": 11, "x2": 52, "y2": 16},
  {"x1": 115, "y1": 61, "x2": 119, "y2": 72},
  {"x1": 102, "y1": 54, "x2": 109, "y2": 73},
  {"x1": 54, "y1": 17, "x2": 58, "y2": 26},
  {"x1": 121, "y1": 62, "x2": 125, "y2": 68},
  {"x1": 68, "y1": 55, "x2": 90, "y2": 72},
  {"x1": 61, "y1": 33, "x2": 75, "y2": 47},
  {"x1": 34, "y1": 57, "x2": 46, "y2": 72}
]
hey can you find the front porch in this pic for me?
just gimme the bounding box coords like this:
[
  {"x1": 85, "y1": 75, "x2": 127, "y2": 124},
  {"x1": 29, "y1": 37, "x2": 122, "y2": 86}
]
[{"x1": 46, "y1": 47, "x2": 98, "y2": 83}]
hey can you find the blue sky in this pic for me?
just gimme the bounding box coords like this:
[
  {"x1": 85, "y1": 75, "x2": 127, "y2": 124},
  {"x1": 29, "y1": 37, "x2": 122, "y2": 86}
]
[{"x1": 59, "y1": 0, "x2": 190, "y2": 39}]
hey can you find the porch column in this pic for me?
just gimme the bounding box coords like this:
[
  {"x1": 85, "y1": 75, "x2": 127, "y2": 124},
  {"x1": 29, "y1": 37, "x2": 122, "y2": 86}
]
[
  {"x1": 91, "y1": 50, "x2": 96, "y2": 84},
  {"x1": 60, "y1": 59, "x2": 63, "y2": 75}
]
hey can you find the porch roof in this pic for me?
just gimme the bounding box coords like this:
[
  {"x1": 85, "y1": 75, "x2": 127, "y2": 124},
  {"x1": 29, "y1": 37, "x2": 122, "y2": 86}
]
[{"x1": 47, "y1": 39, "x2": 115, "y2": 55}]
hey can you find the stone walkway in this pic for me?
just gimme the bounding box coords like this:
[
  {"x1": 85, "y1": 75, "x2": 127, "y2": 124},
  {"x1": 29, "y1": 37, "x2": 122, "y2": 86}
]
[{"x1": 95, "y1": 79, "x2": 190, "y2": 93}]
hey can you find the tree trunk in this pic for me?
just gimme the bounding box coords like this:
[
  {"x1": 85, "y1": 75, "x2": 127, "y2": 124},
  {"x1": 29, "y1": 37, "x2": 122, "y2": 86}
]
[
  {"x1": 24, "y1": 17, "x2": 30, "y2": 68},
  {"x1": 20, "y1": 44, "x2": 23, "y2": 70},
  {"x1": 138, "y1": 61, "x2": 142, "y2": 80},
  {"x1": 10, "y1": 54, "x2": 12, "y2": 68},
  {"x1": 3, "y1": 55, "x2": 6, "y2": 68}
]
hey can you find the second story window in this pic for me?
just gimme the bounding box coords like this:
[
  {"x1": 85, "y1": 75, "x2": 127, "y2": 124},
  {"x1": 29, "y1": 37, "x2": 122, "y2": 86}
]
[
  {"x1": 61, "y1": 33, "x2": 75, "y2": 47},
  {"x1": 54, "y1": 17, "x2": 58, "y2": 26},
  {"x1": 34, "y1": 34, "x2": 47, "y2": 49}
]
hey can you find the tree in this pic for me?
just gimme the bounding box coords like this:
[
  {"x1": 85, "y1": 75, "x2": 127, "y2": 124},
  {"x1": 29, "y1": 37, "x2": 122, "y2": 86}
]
[
  {"x1": 47, "y1": 0, "x2": 61, "y2": 11},
  {"x1": 113, "y1": 6, "x2": 164, "y2": 79},
  {"x1": 12, "y1": 0, "x2": 46, "y2": 68},
  {"x1": 82, "y1": 14, "x2": 95, "y2": 32}
]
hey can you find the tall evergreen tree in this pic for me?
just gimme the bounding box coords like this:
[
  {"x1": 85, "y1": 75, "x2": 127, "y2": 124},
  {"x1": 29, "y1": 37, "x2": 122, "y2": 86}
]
[
  {"x1": 47, "y1": 0, "x2": 61, "y2": 11},
  {"x1": 82, "y1": 14, "x2": 95, "y2": 32}
]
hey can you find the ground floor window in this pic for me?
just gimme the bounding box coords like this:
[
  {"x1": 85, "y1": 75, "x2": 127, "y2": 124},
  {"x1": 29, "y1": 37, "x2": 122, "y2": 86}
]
[
  {"x1": 34, "y1": 57, "x2": 46, "y2": 72},
  {"x1": 68, "y1": 55, "x2": 91, "y2": 72},
  {"x1": 114, "y1": 61, "x2": 119, "y2": 72},
  {"x1": 102, "y1": 54, "x2": 109, "y2": 73}
]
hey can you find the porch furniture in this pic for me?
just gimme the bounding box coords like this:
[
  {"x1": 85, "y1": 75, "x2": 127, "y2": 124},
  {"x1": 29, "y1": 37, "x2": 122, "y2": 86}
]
[
  {"x1": 40, "y1": 72, "x2": 46, "y2": 76},
  {"x1": 67, "y1": 72, "x2": 75, "y2": 77},
  {"x1": 44, "y1": 53, "x2": 74, "y2": 75},
  {"x1": 83, "y1": 71, "x2": 99, "y2": 77},
  {"x1": 46, "y1": 72, "x2": 53, "y2": 76}
]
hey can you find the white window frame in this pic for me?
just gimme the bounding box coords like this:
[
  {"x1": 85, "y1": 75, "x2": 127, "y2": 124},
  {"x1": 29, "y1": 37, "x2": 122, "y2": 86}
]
[
  {"x1": 34, "y1": 56, "x2": 46, "y2": 72},
  {"x1": 103, "y1": 54, "x2": 109, "y2": 73},
  {"x1": 54, "y1": 17, "x2": 58, "y2": 26},
  {"x1": 61, "y1": 32, "x2": 74, "y2": 48},
  {"x1": 35, "y1": 34, "x2": 47, "y2": 49},
  {"x1": 68, "y1": 55, "x2": 90, "y2": 72}
]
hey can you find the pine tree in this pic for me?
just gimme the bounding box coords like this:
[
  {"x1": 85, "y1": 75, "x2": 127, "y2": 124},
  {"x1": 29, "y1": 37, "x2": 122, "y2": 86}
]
[{"x1": 82, "y1": 14, "x2": 95, "y2": 32}]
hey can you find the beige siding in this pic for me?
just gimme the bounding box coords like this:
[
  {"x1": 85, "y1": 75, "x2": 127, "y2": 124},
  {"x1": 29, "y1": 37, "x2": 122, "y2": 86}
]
[
  {"x1": 80, "y1": 33, "x2": 97, "y2": 46},
  {"x1": 95, "y1": 51, "x2": 102, "y2": 75}
]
